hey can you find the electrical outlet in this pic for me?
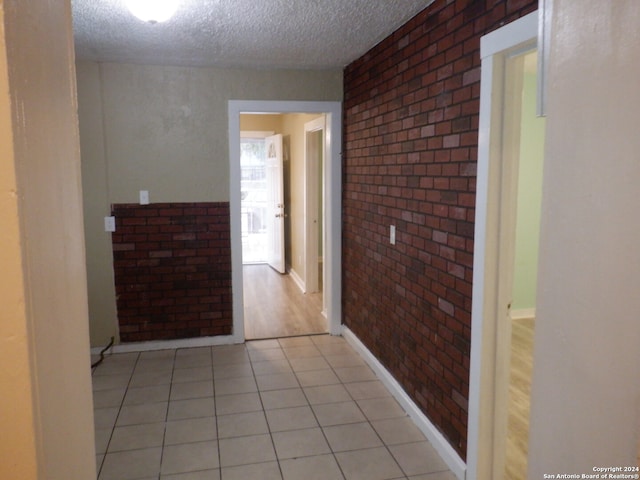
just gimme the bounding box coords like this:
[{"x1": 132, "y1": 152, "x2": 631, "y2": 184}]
[
  {"x1": 139, "y1": 190, "x2": 149, "y2": 205},
  {"x1": 104, "y1": 216, "x2": 116, "y2": 232},
  {"x1": 390, "y1": 225, "x2": 396, "y2": 245}
]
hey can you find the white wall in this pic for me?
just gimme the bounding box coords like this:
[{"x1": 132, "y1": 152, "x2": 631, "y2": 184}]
[{"x1": 528, "y1": 0, "x2": 640, "y2": 475}]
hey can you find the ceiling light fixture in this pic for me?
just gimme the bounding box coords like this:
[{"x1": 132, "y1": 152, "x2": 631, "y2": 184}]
[{"x1": 126, "y1": 0, "x2": 180, "y2": 24}]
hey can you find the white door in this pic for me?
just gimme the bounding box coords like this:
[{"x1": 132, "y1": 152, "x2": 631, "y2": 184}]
[{"x1": 265, "y1": 134, "x2": 285, "y2": 273}]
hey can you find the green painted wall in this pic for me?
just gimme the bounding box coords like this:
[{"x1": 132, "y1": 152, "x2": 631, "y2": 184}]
[{"x1": 512, "y1": 69, "x2": 546, "y2": 312}]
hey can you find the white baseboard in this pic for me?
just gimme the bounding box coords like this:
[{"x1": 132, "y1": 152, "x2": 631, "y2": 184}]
[
  {"x1": 288, "y1": 268, "x2": 306, "y2": 293},
  {"x1": 90, "y1": 334, "x2": 239, "y2": 355},
  {"x1": 342, "y1": 326, "x2": 467, "y2": 480},
  {"x1": 510, "y1": 307, "x2": 536, "y2": 321}
]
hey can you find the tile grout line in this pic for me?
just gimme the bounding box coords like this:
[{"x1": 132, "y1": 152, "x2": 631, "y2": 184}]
[
  {"x1": 310, "y1": 336, "x2": 413, "y2": 479},
  {"x1": 94, "y1": 351, "x2": 141, "y2": 480},
  {"x1": 282, "y1": 336, "x2": 353, "y2": 480},
  {"x1": 317, "y1": 337, "x2": 455, "y2": 479},
  {"x1": 250, "y1": 339, "x2": 287, "y2": 479},
  {"x1": 157, "y1": 347, "x2": 178, "y2": 479},
  {"x1": 315, "y1": 336, "x2": 402, "y2": 480},
  {"x1": 210, "y1": 345, "x2": 222, "y2": 478}
]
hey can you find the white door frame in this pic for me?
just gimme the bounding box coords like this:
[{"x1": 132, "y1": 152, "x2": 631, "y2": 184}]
[
  {"x1": 228, "y1": 100, "x2": 342, "y2": 342},
  {"x1": 466, "y1": 12, "x2": 538, "y2": 480},
  {"x1": 304, "y1": 116, "x2": 325, "y2": 296}
]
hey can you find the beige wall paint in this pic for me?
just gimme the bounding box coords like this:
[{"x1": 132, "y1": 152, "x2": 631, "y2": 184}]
[
  {"x1": 282, "y1": 113, "x2": 323, "y2": 277},
  {"x1": 0, "y1": 1, "x2": 96, "y2": 478},
  {"x1": 528, "y1": 0, "x2": 640, "y2": 475},
  {"x1": 77, "y1": 62, "x2": 342, "y2": 346},
  {"x1": 240, "y1": 114, "x2": 282, "y2": 132},
  {"x1": 77, "y1": 63, "x2": 118, "y2": 345}
]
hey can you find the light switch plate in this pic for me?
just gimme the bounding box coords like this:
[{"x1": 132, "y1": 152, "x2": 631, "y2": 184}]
[
  {"x1": 390, "y1": 225, "x2": 396, "y2": 245},
  {"x1": 139, "y1": 190, "x2": 149, "y2": 205},
  {"x1": 104, "y1": 216, "x2": 116, "y2": 232}
]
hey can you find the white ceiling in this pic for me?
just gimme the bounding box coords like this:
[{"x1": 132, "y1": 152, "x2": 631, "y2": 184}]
[{"x1": 72, "y1": 0, "x2": 435, "y2": 69}]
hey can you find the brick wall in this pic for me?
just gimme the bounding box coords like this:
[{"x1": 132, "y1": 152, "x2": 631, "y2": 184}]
[
  {"x1": 111, "y1": 202, "x2": 233, "y2": 342},
  {"x1": 342, "y1": 0, "x2": 537, "y2": 458}
]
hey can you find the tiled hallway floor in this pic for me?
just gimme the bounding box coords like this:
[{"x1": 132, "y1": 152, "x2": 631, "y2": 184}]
[{"x1": 92, "y1": 334, "x2": 456, "y2": 480}]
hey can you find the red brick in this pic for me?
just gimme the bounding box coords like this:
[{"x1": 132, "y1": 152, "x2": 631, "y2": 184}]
[
  {"x1": 121, "y1": 217, "x2": 146, "y2": 226},
  {"x1": 343, "y1": 0, "x2": 535, "y2": 460},
  {"x1": 147, "y1": 216, "x2": 171, "y2": 225},
  {"x1": 112, "y1": 202, "x2": 233, "y2": 343},
  {"x1": 159, "y1": 208, "x2": 183, "y2": 216}
]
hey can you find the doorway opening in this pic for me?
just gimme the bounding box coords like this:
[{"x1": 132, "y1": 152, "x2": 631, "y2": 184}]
[
  {"x1": 466, "y1": 12, "x2": 543, "y2": 480},
  {"x1": 228, "y1": 101, "x2": 342, "y2": 343},
  {"x1": 238, "y1": 113, "x2": 324, "y2": 339},
  {"x1": 503, "y1": 49, "x2": 544, "y2": 480}
]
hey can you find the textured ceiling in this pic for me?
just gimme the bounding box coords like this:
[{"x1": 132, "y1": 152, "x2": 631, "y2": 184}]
[{"x1": 72, "y1": 0, "x2": 435, "y2": 69}]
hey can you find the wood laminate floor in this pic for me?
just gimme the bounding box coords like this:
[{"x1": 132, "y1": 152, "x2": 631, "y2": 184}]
[
  {"x1": 243, "y1": 264, "x2": 327, "y2": 339},
  {"x1": 505, "y1": 318, "x2": 535, "y2": 480}
]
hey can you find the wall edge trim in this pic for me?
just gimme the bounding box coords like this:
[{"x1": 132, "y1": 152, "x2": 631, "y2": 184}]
[
  {"x1": 288, "y1": 267, "x2": 306, "y2": 293},
  {"x1": 342, "y1": 326, "x2": 466, "y2": 480},
  {"x1": 510, "y1": 308, "x2": 536, "y2": 321},
  {"x1": 90, "y1": 334, "x2": 239, "y2": 355}
]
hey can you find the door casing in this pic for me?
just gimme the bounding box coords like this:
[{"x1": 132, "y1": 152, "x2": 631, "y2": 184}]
[
  {"x1": 304, "y1": 116, "x2": 325, "y2": 297},
  {"x1": 466, "y1": 12, "x2": 538, "y2": 480}
]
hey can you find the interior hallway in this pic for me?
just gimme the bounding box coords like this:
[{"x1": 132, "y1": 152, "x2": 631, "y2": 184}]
[
  {"x1": 92, "y1": 334, "x2": 456, "y2": 480},
  {"x1": 243, "y1": 264, "x2": 327, "y2": 339}
]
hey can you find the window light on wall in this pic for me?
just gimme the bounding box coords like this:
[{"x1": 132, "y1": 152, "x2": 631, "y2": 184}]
[{"x1": 126, "y1": 0, "x2": 180, "y2": 24}]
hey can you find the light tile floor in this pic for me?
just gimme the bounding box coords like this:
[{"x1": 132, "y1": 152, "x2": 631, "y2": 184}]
[{"x1": 92, "y1": 334, "x2": 456, "y2": 480}]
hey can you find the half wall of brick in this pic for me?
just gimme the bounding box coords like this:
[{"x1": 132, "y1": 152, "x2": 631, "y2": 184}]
[{"x1": 111, "y1": 202, "x2": 232, "y2": 342}]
